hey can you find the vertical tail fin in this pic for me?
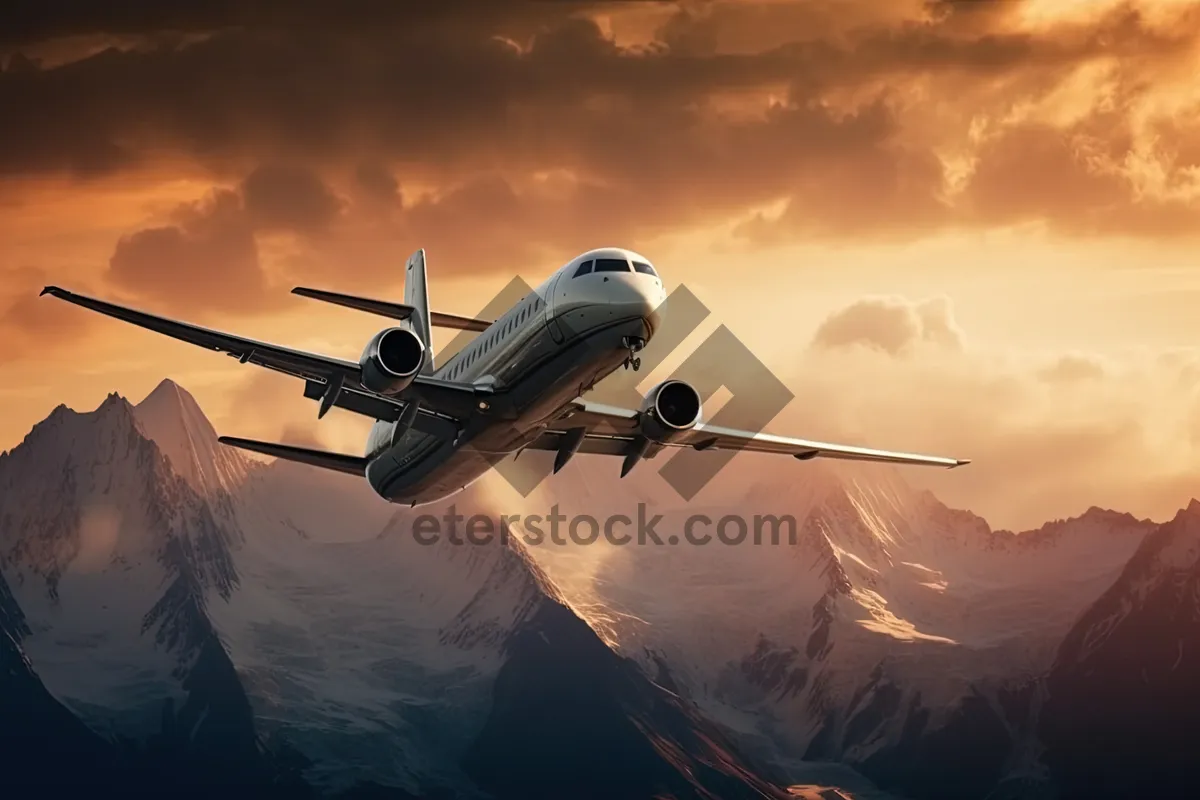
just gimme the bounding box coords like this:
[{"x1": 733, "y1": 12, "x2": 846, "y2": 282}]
[{"x1": 405, "y1": 249, "x2": 435, "y2": 374}]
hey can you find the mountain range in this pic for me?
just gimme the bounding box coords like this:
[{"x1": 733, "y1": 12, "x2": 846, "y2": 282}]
[
  {"x1": 1, "y1": 379, "x2": 1197, "y2": 799},
  {"x1": 533, "y1": 462, "x2": 1163, "y2": 800},
  {"x1": 0, "y1": 381, "x2": 790, "y2": 799}
]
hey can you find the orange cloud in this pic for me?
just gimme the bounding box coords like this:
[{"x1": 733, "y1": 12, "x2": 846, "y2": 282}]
[
  {"x1": 2, "y1": 0, "x2": 1200, "y2": 530},
  {"x1": 1, "y1": 0, "x2": 1196, "y2": 247},
  {"x1": 810, "y1": 295, "x2": 964, "y2": 356},
  {"x1": 0, "y1": 267, "x2": 94, "y2": 362},
  {"x1": 107, "y1": 189, "x2": 270, "y2": 313}
]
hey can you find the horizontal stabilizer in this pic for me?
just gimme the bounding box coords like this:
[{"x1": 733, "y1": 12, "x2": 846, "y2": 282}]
[
  {"x1": 291, "y1": 287, "x2": 492, "y2": 332},
  {"x1": 217, "y1": 436, "x2": 369, "y2": 476}
]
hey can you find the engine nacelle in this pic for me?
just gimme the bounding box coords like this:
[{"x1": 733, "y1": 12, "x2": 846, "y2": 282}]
[
  {"x1": 639, "y1": 379, "x2": 703, "y2": 443},
  {"x1": 359, "y1": 327, "x2": 426, "y2": 395}
]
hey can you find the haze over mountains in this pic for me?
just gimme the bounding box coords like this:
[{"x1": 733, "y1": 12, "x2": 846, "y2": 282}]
[
  {"x1": 534, "y1": 463, "x2": 1159, "y2": 800},
  {"x1": 0, "y1": 380, "x2": 789, "y2": 799},
  {"x1": 1, "y1": 380, "x2": 1197, "y2": 799}
]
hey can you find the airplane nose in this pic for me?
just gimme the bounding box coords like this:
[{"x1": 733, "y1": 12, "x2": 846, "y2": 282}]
[
  {"x1": 642, "y1": 285, "x2": 665, "y2": 337},
  {"x1": 618, "y1": 277, "x2": 665, "y2": 336},
  {"x1": 588, "y1": 272, "x2": 666, "y2": 340}
]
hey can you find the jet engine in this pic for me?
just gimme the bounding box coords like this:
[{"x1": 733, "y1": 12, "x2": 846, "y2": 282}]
[
  {"x1": 639, "y1": 379, "x2": 703, "y2": 443},
  {"x1": 360, "y1": 327, "x2": 426, "y2": 395}
]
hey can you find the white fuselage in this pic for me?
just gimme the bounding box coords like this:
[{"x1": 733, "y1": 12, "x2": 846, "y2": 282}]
[{"x1": 363, "y1": 247, "x2": 665, "y2": 506}]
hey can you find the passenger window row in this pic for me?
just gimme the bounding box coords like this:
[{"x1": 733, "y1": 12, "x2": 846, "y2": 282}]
[{"x1": 445, "y1": 292, "x2": 544, "y2": 380}]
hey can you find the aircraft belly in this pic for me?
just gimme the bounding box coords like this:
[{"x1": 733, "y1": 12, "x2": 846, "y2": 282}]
[
  {"x1": 503, "y1": 314, "x2": 647, "y2": 421},
  {"x1": 369, "y1": 439, "x2": 497, "y2": 506},
  {"x1": 367, "y1": 431, "x2": 448, "y2": 498},
  {"x1": 370, "y1": 308, "x2": 648, "y2": 506}
]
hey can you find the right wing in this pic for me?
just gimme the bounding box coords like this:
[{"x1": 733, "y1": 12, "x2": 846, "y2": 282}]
[
  {"x1": 531, "y1": 399, "x2": 969, "y2": 469},
  {"x1": 291, "y1": 287, "x2": 491, "y2": 332},
  {"x1": 40, "y1": 286, "x2": 491, "y2": 420}
]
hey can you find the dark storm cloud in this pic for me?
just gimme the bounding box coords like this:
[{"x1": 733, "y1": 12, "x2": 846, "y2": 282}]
[
  {"x1": 103, "y1": 164, "x2": 346, "y2": 312},
  {"x1": 352, "y1": 162, "x2": 403, "y2": 206},
  {"x1": 0, "y1": 267, "x2": 93, "y2": 364},
  {"x1": 0, "y1": 12, "x2": 820, "y2": 180},
  {"x1": 5, "y1": 1, "x2": 1178, "y2": 180},
  {"x1": 0, "y1": 0, "x2": 573, "y2": 47},
  {"x1": 107, "y1": 188, "x2": 270, "y2": 313},
  {"x1": 242, "y1": 164, "x2": 344, "y2": 232},
  {"x1": 3, "y1": 0, "x2": 1198, "y2": 254}
]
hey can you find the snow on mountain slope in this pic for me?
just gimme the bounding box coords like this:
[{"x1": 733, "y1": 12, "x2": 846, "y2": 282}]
[
  {"x1": 0, "y1": 387, "x2": 294, "y2": 796},
  {"x1": 205, "y1": 495, "x2": 546, "y2": 794},
  {"x1": 146, "y1": 385, "x2": 797, "y2": 798},
  {"x1": 0, "y1": 568, "x2": 123, "y2": 789},
  {"x1": 249, "y1": 455, "x2": 395, "y2": 543},
  {"x1": 530, "y1": 457, "x2": 1154, "y2": 799},
  {"x1": 133, "y1": 379, "x2": 254, "y2": 499},
  {"x1": 1040, "y1": 500, "x2": 1200, "y2": 800},
  {"x1": 0, "y1": 564, "x2": 26, "y2": 643},
  {"x1": 0, "y1": 383, "x2": 497, "y2": 793},
  {"x1": 1, "y1": 382, "x2": 797, "y2": 798},
  {"x1": 7, "y1": 378, "x2": 1169, "y2": 800},
  {"x1": 213, "y1": 481, "x2": 794, "y2": 798}
]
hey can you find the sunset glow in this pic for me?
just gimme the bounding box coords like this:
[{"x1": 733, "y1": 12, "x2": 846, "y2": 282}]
[{"x1": 3, "y1": 0, "x2": 1199, "y2": 529}]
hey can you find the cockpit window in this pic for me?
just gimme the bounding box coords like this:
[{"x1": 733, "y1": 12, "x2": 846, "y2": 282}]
[
  {"x1": 573, "y1": 260, "x2": 593, "y2": 277},
  {"x1": 593, "y1": 258, "x2": 631, "y2": 273},
  {"x1": 631, "y1": 261, "x2": 657, "y2": 277}
]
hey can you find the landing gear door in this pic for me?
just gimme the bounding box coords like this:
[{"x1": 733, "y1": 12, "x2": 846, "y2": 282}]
[{"x1": 544, "y1": 271, "x2": 566, "y2": 344}]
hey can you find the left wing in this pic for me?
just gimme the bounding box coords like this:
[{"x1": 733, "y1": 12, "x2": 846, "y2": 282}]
[
  {"x1": 531, "y1": 400, "x2": 969, "y2": 469},
  {"x1": 40, "y1": 286, "x2": 490, "y2": 420}
]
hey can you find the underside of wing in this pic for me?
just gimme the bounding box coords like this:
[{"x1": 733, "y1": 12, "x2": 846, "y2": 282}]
[
  {"x1": 218, "y1": 436, "x2": 369, "y2": 476},
  {"x1": 673, "y1": 423, "x2": 969, "y2": 468},
  {"x1": 542, "y1": 400, "x2": 969, "y2": 470},
  {"x1": 525, "y1": 429, "x2": 638, "y2": 457},
  {"x1": 292, "y1": 286, "x2": 492, "y2": 332},
  {"x1": 554, "y1": 401, "x2": 642, "y2": 435},
  {"x1": 299, "y1": 381, "x2": 459, "y2": 439},
  {"x1": 40, "y1": 286, "x2": 491, "y2": 422}
]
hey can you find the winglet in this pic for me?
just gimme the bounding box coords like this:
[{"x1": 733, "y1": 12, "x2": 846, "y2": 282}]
[
  {"x1": 40, "y1": 285, "x2": 61, "y2": 297},
  {"x1": 950, "y1": 459, "x2": 971, "y2": 469}
]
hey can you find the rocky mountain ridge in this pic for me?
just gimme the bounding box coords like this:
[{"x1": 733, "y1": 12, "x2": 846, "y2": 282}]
[{"x1": 0, "y1": 380, "x2": 796, "y2": 799}]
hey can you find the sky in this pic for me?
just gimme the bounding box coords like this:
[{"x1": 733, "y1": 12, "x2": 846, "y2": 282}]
[{"x1": 1, "y1": 0, "x2": 1199, "y2": 530}]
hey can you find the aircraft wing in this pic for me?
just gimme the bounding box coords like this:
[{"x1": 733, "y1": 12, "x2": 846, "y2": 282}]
[
  {"x1": 535, "y1": 400, "x2": 969, "y2": 468},
  {"x1": 40, "y1": 286, "x2": 490, "y2": 420}
]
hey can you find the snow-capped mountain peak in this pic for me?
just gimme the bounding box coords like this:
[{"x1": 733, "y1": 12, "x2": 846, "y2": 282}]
[
  {"x1": 534, "y1": 458, "x2": 1162, "y2": 799},
  {"x1": 133, "y1": 378, "x2": 252, "y2": 496},
  {"x1": 0, "y1": 386, "x2": 246, "y2": 749},
  {"x1": 1147, "y1": 498, "x2": 1200, "y2": 572},
  {"x1": 1053, "y1": 498, "x2": 1200, "y2": 666}
]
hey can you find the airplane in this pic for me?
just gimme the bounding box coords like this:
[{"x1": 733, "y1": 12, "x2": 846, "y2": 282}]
[{"x1": 41, "y1": 247, "x2": 968, "y2": 506}]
